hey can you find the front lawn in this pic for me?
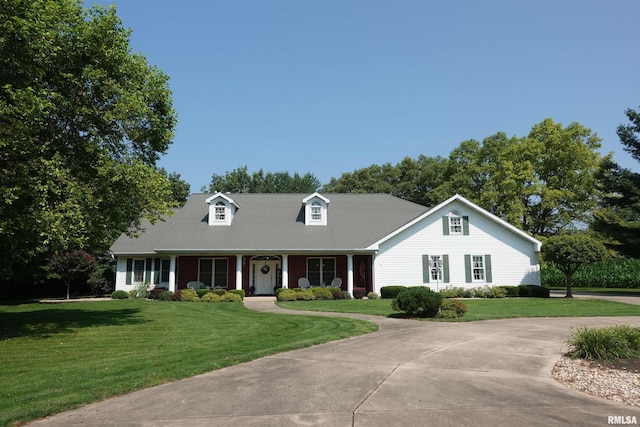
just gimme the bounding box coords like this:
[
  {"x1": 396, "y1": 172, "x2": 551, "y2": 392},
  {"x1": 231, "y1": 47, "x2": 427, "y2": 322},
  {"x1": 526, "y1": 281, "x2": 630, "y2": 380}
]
[
  {"x1": 276, "y1": 297, "x2": 640, "y2": 321},
  {"x1": 0, "y1": 300, "x2": 377, "y2": 426}
]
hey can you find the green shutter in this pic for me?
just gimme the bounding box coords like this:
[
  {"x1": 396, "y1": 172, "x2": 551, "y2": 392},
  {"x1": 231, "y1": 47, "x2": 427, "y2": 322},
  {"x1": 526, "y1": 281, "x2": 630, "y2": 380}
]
[
  {"x1": 464, "y1": 255, "x2": 472, "y2": 283},
  {"x1": 462, "y1": 216, "x2": 469, "y2": 235},
  {"x1": 422, "y1": 255, "x2": 430, "y2": 283},
  {"x1": 126, "y1": 258, "x2": 133, "y2": 285},
  {"x1": 442, "y1": 216, "x2": 449, "y2": 235},
  {"x1": 485, "y1": 254, "x2": 492, "y2": 283},
  {"x1": 442, "y1": 255, "x2": 450, "y2": 283}
]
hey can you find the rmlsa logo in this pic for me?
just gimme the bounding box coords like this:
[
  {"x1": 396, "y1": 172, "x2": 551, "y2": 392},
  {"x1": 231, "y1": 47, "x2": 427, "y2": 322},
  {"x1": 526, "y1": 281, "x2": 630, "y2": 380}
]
[{"x1": 608, "y1": 416, "x2": 638, "y2": 425}]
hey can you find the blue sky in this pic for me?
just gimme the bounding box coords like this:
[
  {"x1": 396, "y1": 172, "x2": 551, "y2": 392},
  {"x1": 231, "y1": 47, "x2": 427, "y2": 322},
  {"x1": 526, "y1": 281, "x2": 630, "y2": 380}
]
[{"x1": 86, "y1": 0, "x2": 639, "y2": 192}]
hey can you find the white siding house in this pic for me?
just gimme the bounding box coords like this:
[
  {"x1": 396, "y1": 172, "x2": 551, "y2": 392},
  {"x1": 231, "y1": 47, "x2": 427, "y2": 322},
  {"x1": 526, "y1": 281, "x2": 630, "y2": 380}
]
[{"x1": 370, "y1": 195, "x2": 541, "y2": 293}]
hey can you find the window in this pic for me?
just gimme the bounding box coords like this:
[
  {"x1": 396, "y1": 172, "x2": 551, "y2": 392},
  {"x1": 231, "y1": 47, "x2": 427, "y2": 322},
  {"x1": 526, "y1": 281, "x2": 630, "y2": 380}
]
[
  {"x1": 133, "y1": 259, "x2": 145, "y2": 283},
  {"x1": 214, "y1": 201, "x2": 226, "y2": 221},
  {"x1": 472, "y1": 255, "x2": 485, "y2": 281},
  {"x1": 449, "y1": 216, "x2": 462, "y2": 234},
  {"x1": 199, "y1": 258, "x2": 228, "y2": 287},
  {"x1": 430, "y1": 255, "x2": 442, "y2": 281},
  {"x1": 160, "y1": 259, "x2": 170, "y2": 283},
  {"x1": 307, "y1": 257, "x2": 336, "y2": 286},
  {"x1": 310, "y1": 202, "x2": 322, "y2": 221}
]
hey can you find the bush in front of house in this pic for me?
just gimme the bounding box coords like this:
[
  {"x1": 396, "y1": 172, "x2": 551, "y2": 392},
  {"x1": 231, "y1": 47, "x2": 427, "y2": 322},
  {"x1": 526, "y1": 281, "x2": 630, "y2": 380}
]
[
  {"x1": 295, "y1": 289, "x2": 315, "y2": 300},
  {"x1": 158, "y1": 291, "x2": 174, "y2": 301},
  {"x1": 392, "y1": 287, "x2": 443, "y2": 318},
  {"x1": 367, "y1": 292, "x2": 379, "y2": 299},
  {"x1": 128, "y1": 289, "x2": 137, "y2": 299},
  {"x1": 353, "y1": 287, "x2": 366, "y2": 299},
  {"x1": 180, "y1": 288, "x2": 200, "y2": 302},
  {"x1": 439, "y1": 299, "x2": 468, "y2": 319},
  {"x1": 310, "y1": 287, "x2": 333, "y2": 300},
  {"x1": 111, "y1": 290, "x2": 129, "y2": 299},
  {"x1": 485, "y1": 286, "x2": 507, "y2": 298},
  {"x1": 221, "y1": 292, "x2": 243, "y2": 302},
  {"x1": 277, "y1": 289, "x2": 298, "y2": 301},
  {"x1": 196, "y1": 289, "x2": 210, "y2": 298},
  {"x1": 201, "y1": 292, "x2": 222, "y2": 302},
  {"x1": 380, "y1": 286, "x2": 407, "y2": 299},
  {"x1": 566, "y1": 325, "x2": 640, "y2": 360},
  {"x1": 329, "y1": 287, "x2": 345, "y2": 299},
  {"x1": 228, "y1": 289, "x2": 245, "y2": 300},
  {"x1": 440, "y1": 287, "x2": 465, "y2": 298},
  {"x1": 518, "y1": 285, "x2": 550, "y2": 298},
  {"x1": 499, "y1": 286, "x2": 520, "y2": 297}
]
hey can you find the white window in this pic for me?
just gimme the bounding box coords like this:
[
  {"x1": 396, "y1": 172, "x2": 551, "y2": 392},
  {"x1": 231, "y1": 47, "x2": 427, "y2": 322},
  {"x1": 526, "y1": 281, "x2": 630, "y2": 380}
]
[
  {"x1": 133, "y1": 259, "x2": 145, "y2": 283},
  {"x1": 472, "y1": 255, "x2": 485, "y2": 281},
  {"x1": 214, "y1": 201, "x2": 226, "y2": 221},
  {"x1": 449, "y1": 216, "x2": 462, "y2": 234},
  {"x1": 430, "y1": 255, "x2": 442, "y2": 281},
  {"x1": 199, "y1": 258, "x2": 228, "y2": 288},
  {"x1": 310, "y1": 202, "x2": 322, "y2": 221},
  {"x1": 307, "y1": 257, "x2": 336, "y2": 286}
]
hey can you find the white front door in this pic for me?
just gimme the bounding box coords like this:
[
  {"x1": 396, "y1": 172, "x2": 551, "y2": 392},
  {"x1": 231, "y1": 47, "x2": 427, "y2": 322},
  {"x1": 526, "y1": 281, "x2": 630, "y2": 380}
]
[{"x1": 252, "y1": 260, "x2": 278, "y2": 295}]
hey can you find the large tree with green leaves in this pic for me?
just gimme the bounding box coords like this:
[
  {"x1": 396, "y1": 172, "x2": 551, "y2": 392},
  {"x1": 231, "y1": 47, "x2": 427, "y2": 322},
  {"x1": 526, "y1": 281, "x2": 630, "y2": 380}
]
[
  {"x1": 0, "y1": 0, "x2": 178, "y2": 279},
  {"x1": 542, "y1": 234, "x2": 607, "y2": 297},
  {"x1": 592, "y1": 107, "x2": 640, "y2": 257},
  {"x1": 205, "y1": 166, "x2": 321, "y2": 193}
]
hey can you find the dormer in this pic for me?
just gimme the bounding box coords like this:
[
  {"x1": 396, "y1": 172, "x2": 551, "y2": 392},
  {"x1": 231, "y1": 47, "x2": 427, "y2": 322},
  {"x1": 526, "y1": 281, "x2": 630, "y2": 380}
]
[
  {"x1": 302, "y1": 192, "x2": 330, "y2": 226},
  {"x1": 206, "y1": 192, "x2": 239, "y2": 226}
]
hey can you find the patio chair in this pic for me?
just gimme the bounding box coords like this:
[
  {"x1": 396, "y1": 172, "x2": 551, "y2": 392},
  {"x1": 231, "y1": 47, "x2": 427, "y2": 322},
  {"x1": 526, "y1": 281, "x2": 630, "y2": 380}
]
[
  {"x1": 329, "y1": 278, "x2": 342, "y2": 288},
  {"x1": 298, "y1": 277, "x2": 311, "y2": 289},
  {"x1": 187, "y1": 281, "x2": 205, "y2": 290}
]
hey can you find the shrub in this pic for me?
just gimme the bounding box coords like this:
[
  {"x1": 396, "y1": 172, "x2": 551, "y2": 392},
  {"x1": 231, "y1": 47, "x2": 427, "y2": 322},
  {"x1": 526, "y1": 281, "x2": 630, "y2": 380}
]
[
  {"x1": 201, "y1": 292, "x2": 222, "y2": 302},
  {"x1": 342, "y1": 291, "x2": 352, "y2": 300},
  {"x1": 111, "y1": 290, "x2": 129, "y2": 299},
  {"x1": 196, "y1": 289, "x2": 210, "y2": 298},
  {"x1": 485, "y1": 286, "x2": 507, "y2": 298},
  {"x1": 518, "y1": 285, "x2": 550, "y2": 298},
  {"x1": 499, "y1": 286, "x2": 520, "y2": 297},
  {"x1": 277, "y1": 289, "x2": 298, "y2": 301},
  {"x1": 180, "y1": 288, "x2": 200, "y2": 302},
  {"x1": 310, "y1": 288, "x2": 333, "y2": 300},
  {"x1": 296, "y1": 289, "x2": 315, "y2": 301},
  {"x1": 353, "y1": 287, "x2": 366, "y2": 299},
  {"x1": 158, "y1": 291, "x2": 174, "y2": 301},
  {"x1": 88, "y1": 265, "x2": 115, "y2": 296},
  {"x1": 380, "y1": 286, "x2": 407, "y2": 299},
  {"x1": 329, "y1": 287, "x2": 345, "y2": 300},
  {"x1": 147, "y1": 288, "x2": 167, "y2": 300},
  {"x1": 440, "y1": 287, "x2": 465, "y2": 298},
  {"x1": 439, "y1": 299, "x2": 467, "y2": 318},
  {"x1": 566, "y1": 325, "x2": 640, "y2": 360},
  {"x1": 392, "y1": 287, "x2": 443, "y2": 318},
  {"x1": 221, "y1": 292, "x2": 243, "y2": 302},
  {"x1": 367, "y1": 292, "x2": 379, "y2": 299},
  {"x1": 210, "y1": 289, "x2": 227, "y2": 296},
  {"x1": 228, "y1": 289, "x2": 245, "y2": 300},
  {"x1": 128, "y1": 289, "x2": 137, "y2": 299}
]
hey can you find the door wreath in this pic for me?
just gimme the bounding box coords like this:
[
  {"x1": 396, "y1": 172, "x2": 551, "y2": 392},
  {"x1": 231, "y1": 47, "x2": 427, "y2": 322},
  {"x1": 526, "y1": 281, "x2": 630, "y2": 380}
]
[{"x1": 261, "y1": 265, "x2": 270, "y2": 274}]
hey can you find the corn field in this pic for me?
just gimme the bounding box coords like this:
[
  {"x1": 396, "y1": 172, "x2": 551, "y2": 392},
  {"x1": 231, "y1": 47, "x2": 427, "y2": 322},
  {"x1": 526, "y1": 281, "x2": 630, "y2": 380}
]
[{"x1": 541, "y1": 258, "x2": 640, "y2": 288}]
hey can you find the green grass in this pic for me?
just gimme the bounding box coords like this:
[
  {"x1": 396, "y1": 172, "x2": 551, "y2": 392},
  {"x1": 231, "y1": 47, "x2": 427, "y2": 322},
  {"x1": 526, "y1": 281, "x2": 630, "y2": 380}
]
[
  {"x1": 277, "y1": 297, "x2": 640, "y2": 321},
  {"x1": 0, "y1": 300, "x2": 377, "y2": 426}
]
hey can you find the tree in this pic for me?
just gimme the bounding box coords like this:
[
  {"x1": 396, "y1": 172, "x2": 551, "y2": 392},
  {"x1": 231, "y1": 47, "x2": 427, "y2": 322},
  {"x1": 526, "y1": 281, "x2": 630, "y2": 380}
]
[
  {"x1": 159, "y1": 168, "x2": 190, "y2": 207},
  {"x1": 592, "y1": 107, "x2": 640, "y2": 258},
  {"x1": 0, "y1": 0, "x2": 177, "y2": 279},
  {"x1": 204, "y1": 166, "x2": 320, "y2": 193},
  {"x1": 542, "y1": 234, "x2": 607, "y2": 298},
  {"x1": 46, "y1": 250, "x2": 97, "y2": 300}
]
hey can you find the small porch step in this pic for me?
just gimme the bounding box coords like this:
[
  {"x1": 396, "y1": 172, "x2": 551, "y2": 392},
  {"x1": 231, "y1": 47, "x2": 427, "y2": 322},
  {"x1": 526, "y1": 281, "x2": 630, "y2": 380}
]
[{"x1": 246, "y1": 296, "x2": 276, "y2": 302}]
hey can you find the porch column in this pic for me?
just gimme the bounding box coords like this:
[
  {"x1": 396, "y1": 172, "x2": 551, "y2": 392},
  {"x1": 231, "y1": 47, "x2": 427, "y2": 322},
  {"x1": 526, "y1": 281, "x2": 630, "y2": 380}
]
[
  {"x1": 168, "y1": 255, "x2": 177, "y2": 293},
  {"x1": 347, "y1": 254, "x2": 354, "y2": 296},
  {"x1": 236, "y1": 255, "x2": 243, "y2": 290},
  {"x1": 282, "y1": 254, "x2": 289, "y2": 288}
]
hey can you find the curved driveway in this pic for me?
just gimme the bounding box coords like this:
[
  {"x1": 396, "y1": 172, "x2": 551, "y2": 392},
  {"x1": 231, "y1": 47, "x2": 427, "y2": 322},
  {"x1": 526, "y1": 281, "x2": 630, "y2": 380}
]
[{"x1": 34, "y1": 297, "x2": 640, "y2": 427}]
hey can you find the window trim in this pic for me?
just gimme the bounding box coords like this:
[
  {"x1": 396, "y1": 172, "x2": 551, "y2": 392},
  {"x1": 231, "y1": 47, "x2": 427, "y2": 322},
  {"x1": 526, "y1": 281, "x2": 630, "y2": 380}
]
[
  {"x1": 133, "y1": 259, "x2": 145, "y2": 283},
  {"x1": 449, "y1": 216, "x2": 463, "y2": 234},
  {"x1": 472, "y1": 255, "x2": 485, "y2": 282},
  {"x1": 306, "y1": 257, "x2": 336, "y2": 287},
  {"x1": 214, "y1": 201, "x2": 226, "y2": 222},
  {"x1": 198, "y1": 257, "x2": 229, "y2": 288}
]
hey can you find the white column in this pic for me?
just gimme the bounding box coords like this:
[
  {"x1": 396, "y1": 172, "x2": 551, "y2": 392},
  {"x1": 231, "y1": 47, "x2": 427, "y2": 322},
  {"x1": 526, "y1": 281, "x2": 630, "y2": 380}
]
[
  {"x1": 168, "y1": 256, "x2": 177, "y2": 293},
  {"x1": 347, "y1": 254, "x2": 354, "y2": 296},
  {"x1": 282, "y1": 255, "x2": 289, "y2": 288},
  {"x1": 236, "y1": 255, "x2": 243, "y2": 290}
]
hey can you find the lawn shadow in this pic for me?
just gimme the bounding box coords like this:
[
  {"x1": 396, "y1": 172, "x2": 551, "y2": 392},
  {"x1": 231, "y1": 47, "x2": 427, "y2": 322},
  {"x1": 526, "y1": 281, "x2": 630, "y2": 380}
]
[{"x1": 0, "y1": 306, "x2": 146, "y2": 339}]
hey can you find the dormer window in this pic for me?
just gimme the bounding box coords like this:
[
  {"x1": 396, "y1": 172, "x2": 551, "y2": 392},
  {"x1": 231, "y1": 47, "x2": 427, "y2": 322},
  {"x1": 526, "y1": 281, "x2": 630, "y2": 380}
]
[
  {"x1": 449, "y1": 216, "x2": 462, "y2": 234},
  {"x1": 442, "y1": 212, "x2": 469, "y2": 235},
  {"x1": 302, "y1": 192, "x2": 330, "y2": 226},
  {"x1": 214, "y1": 201, "x2": 226, "y2": 221},
  {"x1": 206, "y1": 193, "x2": 239, "y2": 226}
]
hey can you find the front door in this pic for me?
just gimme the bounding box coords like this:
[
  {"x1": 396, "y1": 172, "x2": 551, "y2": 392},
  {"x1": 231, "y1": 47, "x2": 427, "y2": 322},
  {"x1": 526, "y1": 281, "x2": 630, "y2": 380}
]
[{"x1": 252, "y1": 259, "x2": 279, "y2": 295}]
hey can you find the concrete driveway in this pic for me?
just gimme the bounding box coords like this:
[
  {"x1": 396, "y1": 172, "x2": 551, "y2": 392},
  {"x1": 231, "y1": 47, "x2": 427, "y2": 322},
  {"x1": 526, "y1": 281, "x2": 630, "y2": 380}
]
[{"x1": 33, "y1": 298, "x2": 640, "y2": 427}]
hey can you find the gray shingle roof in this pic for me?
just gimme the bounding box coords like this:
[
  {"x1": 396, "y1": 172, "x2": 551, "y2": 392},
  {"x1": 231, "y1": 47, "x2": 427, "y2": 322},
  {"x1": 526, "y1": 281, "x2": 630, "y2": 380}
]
[{"x1": 110, "y1": 193, "x2": 430, "y2": 255}]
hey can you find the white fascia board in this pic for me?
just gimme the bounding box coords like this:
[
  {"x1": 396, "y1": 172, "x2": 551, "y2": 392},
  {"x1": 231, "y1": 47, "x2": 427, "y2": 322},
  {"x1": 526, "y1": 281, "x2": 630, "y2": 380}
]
[
  {"x1": 367, "y1": 194, "x2": 542, "y2": 252},
  {"x1": 302, "y1": 192, "x2": 330, "y2": 204},
  {"x1": 205, "y1": 192, "x2": 239, "y2": 208}
]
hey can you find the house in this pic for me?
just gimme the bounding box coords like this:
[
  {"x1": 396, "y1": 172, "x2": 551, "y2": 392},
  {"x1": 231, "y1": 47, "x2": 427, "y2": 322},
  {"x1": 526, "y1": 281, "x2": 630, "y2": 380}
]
[{"x1": 110, "y1": 192, "x2": 542, "y2": 296}]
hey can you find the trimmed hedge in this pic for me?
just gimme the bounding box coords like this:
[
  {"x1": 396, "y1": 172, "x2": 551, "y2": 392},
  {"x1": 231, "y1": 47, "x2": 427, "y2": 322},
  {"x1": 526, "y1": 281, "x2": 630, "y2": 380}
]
[
  {"x1": 518, "y1": 285, "x2": 550, "y2": 298},
  {"x1": 380, "y1": 286, "x2": 407, "y2": 299},
  {"x1": 111, "y1": 290, "x2": 129, "y2": 299},
  {"x1": 228, "y1": 289, "x2": 245, "y2": 300}
]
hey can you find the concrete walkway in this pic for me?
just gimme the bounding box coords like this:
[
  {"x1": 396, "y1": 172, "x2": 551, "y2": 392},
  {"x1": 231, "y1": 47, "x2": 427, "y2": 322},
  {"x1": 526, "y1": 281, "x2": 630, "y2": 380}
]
[{"x1": 32, "y1": 297, "x2": 640, "y2": 427}]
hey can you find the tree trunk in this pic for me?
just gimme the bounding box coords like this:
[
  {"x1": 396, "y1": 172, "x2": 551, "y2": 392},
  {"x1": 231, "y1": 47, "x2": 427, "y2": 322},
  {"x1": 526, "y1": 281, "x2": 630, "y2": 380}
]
[
  {"x1": 66, "y1": 280, "x2": 71, "y2": 300},
  {"x1": 565, "y1": 274, "x2": 573, "y2": 298}
]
